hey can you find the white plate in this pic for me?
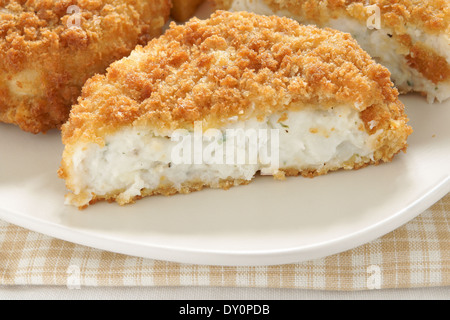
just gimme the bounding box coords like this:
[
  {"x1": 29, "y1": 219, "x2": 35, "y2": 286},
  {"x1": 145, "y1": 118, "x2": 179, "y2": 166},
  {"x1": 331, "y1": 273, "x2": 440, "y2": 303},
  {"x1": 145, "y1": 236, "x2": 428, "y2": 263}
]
[
  {"x1": 0, "y1": 94, "x2": 448, "y2": 266},
  {"x1": 0, "y1": 3, "x2": 449, "y2": 266}
]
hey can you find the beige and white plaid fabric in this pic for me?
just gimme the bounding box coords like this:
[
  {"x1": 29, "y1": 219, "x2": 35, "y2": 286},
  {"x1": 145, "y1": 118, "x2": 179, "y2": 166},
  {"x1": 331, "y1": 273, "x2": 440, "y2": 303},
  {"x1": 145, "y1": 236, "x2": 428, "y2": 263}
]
[{"x1": 0, "y1": 194, "x2": 448, "y2": 291}]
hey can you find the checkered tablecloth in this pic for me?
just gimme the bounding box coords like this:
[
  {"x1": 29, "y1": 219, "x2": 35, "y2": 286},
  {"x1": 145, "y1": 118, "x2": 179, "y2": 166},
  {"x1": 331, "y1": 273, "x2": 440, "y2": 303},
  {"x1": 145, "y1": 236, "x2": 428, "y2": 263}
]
[{"x1": 0, "y1": 194, "x2": 448, "y2": 291}]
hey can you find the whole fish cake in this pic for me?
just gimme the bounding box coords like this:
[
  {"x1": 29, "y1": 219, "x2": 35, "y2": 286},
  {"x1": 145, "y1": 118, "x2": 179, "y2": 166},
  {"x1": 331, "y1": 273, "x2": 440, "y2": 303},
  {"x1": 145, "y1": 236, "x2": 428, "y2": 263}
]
[
  {"x1": 59, "y1": 11, "x2": 412, "y2": 208},
  {"x1": 0, "y1": 0, "x2": 170, "y2": 133},
  {"x1": 213, "y1": 0, "x2": 450, "y2": 103}
]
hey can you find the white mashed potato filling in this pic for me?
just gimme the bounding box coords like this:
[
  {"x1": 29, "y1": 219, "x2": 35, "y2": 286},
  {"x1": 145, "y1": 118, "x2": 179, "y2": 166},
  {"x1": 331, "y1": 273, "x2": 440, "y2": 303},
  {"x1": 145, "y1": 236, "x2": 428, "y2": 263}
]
[
  {"x1": 228, "y1": 0, "x2": 450, "y2": 102},
  {"x1": 67, "y1": 105, "x2": 378, "y2": 206}
]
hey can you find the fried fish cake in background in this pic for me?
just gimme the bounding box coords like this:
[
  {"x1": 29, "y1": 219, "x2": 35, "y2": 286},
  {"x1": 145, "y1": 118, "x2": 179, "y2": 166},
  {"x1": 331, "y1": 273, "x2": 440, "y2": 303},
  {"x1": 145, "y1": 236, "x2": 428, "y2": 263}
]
[
  {"x1": 0, "y1": 0, "x2": 170, "y2": 134},
  {"x1": 171, "y1": 0, "x2": 205, "y2": 21},
  {"x1": 59, "y1": 11, "x2": 412, "y2": 208},
  {"x1": 212, "y1": 0, "x2": 450, "y2": 103}
]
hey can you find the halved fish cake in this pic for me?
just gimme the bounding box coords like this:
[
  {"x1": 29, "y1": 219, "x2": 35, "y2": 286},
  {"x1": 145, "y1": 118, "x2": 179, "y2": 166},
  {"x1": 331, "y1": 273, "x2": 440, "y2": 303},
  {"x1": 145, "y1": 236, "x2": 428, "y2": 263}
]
[
  {"x1": 212, "y1": 0, "x2": 450, "y2": 103},
  {"x1": 0, "y1": 0, "x2": 170, "y2": 133},
  {"x1": 59, "y1": 11, "x2": 412, "y2": 208}
]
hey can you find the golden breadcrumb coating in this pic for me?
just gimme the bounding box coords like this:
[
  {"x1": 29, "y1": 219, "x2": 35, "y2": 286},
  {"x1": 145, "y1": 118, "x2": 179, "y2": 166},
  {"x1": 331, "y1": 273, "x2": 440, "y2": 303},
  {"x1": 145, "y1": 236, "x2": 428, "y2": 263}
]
[
  {"x1": 0, "y1": 0, "x2": 170, "y2": 133},
  {"x1": 62, "y1": 10, "x2": 409, "y2": 145},
  {"x1": 171, "y1": 0, "x2": 205, "y2": 22},
  {"x1": 405, "y1": 41, "x2": 450, "y2": 85},
  {"x1": 213, "y1": 0, "x2": 450, "y2": 87}
]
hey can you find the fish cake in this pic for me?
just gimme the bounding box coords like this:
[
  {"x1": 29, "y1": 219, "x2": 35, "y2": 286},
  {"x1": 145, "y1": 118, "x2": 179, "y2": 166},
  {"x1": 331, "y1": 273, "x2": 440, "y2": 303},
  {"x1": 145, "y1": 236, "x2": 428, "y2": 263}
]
[
  {"x1": 0, "y1": 0, "x2": 170, "y2": 133},
  {"x1": 59, "y1": 11, "x2": 412, "y2": 208},
  {"x1": 212, "y1": 0, "x2": 450, "y2": 103}
]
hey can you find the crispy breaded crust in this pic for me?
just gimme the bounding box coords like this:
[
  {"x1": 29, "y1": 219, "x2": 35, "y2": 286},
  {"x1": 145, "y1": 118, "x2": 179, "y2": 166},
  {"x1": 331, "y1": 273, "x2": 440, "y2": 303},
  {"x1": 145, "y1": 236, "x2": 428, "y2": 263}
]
[
  {"x1": 0, "y1": 0, "x2": 170, "y2": 133},
  {"x1": 213, "y1": 0, "x2": 450, "y2": 34},
  {"x1": 62, "y1": 10, "x2": 409, "y2": 147}
]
